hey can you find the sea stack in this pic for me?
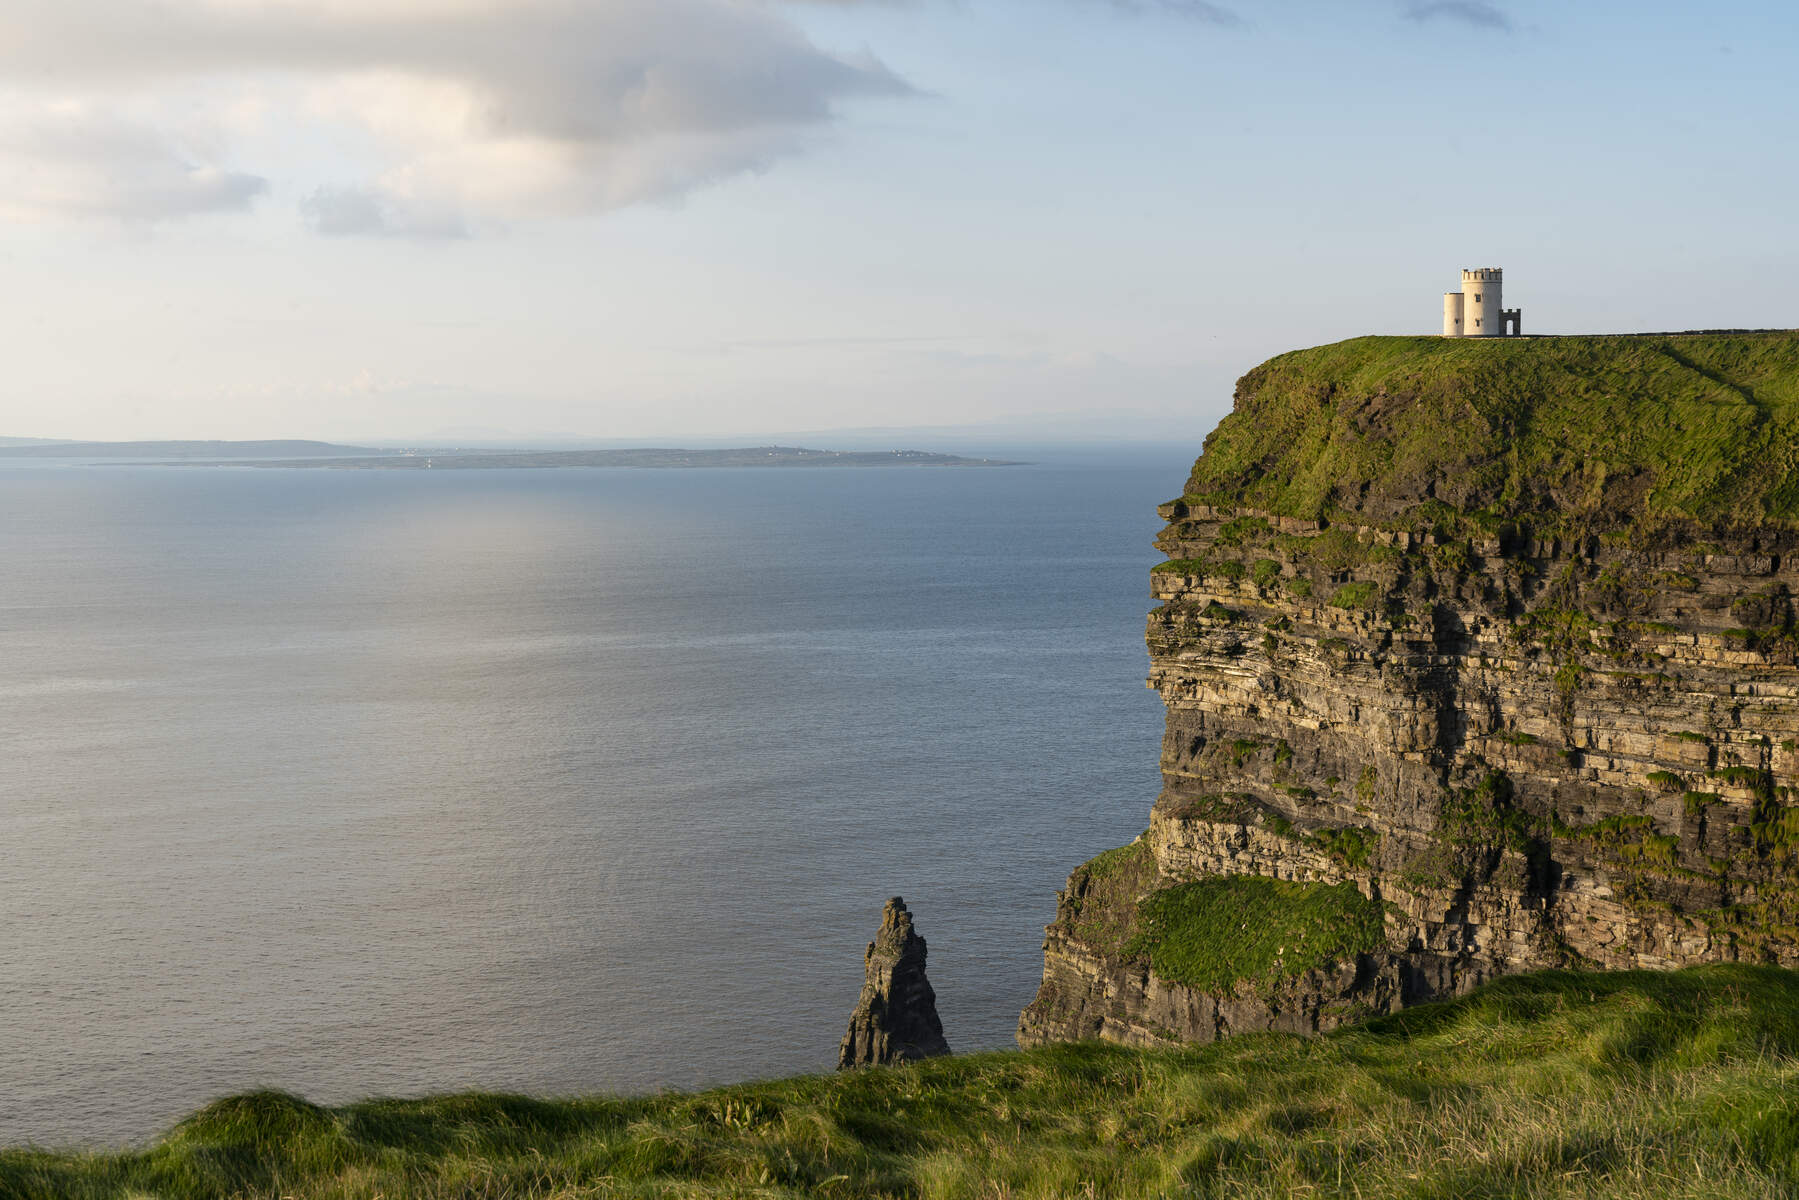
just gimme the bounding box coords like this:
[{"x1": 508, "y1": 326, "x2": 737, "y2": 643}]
[{"x1": 838, "y1": 897, "x2": 950, "y2": 1068}]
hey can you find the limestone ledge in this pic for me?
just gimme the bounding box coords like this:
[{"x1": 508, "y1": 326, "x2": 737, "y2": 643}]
[{"x1": 1017, "y1": 928, "x2": 1432, "y2": 1050}]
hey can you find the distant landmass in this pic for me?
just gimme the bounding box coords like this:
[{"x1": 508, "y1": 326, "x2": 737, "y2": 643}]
[
  {"x1": 0, "y1": 439, "x2": 385, "y2": 459},
  {"x1": 0, "y1": 439, "x2": 1020, "y2": 469},
  {"x1": 227, "y1": 447, "x2": 1020, "y2": 470}
]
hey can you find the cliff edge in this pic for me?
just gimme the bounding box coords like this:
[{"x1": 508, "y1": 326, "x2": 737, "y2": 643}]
[{"x1": 1022, "y1": 331, "x2": 1799, "y2": 1048}]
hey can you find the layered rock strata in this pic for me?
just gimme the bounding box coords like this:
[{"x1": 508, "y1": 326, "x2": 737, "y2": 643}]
[
  {"x1": 840, "y1": 897, "x2": 951, "y2": 1068},
  {"x1": 1023, "y1": 333, "x2": 1799, "y2": 1049}
]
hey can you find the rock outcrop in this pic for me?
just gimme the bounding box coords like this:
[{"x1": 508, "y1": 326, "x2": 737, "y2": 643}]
[
  {"x1": 1023, "y1": 332, "x2": 1799, "y2": 1049},
  {"x1": 839, "y1": 898, "x2": 951, "y2": 1068}
]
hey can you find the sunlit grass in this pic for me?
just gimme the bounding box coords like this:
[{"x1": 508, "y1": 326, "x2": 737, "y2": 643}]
[
  {"x1": 1184, "y1": 331, "x2": 1799, "y2": 531},
  {"x1": 5, "y1": 965, "x2": 1797, "y2": 1198}
]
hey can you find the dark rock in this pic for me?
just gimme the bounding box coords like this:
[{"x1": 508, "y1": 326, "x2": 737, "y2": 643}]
[
  {"x1": 1022, "y1": 344, "x2": 1799, "y2": 1050},
  {"x1": 838, "y1": 897, "x2": 951, "y2": 1068}
]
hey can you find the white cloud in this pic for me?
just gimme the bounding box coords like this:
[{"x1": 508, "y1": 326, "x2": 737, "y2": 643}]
[
  {"x1": 0, "y1": 0, "x2": 910, "y2": 232},
  {"x1": 0, "y1": 103, "x2": 267, "y2": 224}
]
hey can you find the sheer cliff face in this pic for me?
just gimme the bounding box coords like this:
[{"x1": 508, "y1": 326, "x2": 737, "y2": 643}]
[{"x1": 1021, "y1": 333, "x2": 1799, "y2": 1049}]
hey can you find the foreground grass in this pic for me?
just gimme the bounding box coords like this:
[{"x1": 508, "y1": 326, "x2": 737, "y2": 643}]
[{"x1": 6, "y1": 967, "x2": 1799, "y2": 1200}]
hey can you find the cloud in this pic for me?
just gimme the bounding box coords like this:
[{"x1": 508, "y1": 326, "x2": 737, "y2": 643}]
[
  {"x1": 0, "y1": 104, "x2": 267, "y2": 224},
  {"x1": 300, "y1": 185, "x2": 470, "y2": 239},
  {"x1": 0, "y1": 0, "x2": 910, "y2": 232},
  {"x1": 1095, "y1": 0, "x2": 1245, "y2": 24},
  {"x1": 1402, "y1": 2, "x2": 1513, "y2": 30},
  {"x1": 789, "y1": 0, "x2": 1243, "y2": 18}
]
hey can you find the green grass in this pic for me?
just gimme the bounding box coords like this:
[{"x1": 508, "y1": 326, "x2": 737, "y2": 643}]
[
  {"x1": 1216, "y1": 515, "x2": 1271, "y2": 546},
  {"x1": 7, "y1": 967, "x2": 1799, "y2": 1199},
  {"x1": 1177, "y1": 332, "x2": 1799, "y2": 533},
  {"x1": 1057, "y1": 841, "x2": 1158, "y2": 964},
  {"x1": 1327, "y1": 582, "x2": 1380, "y2": 610},
  {"x1": 1061, "y1": 839, "x2": 1159, "y2": 959},
  {"x1": 1310, "y1": 825, "x2": 1379, "y2": 870},
  {"x1": 1059, "y1": 845, "x2": 1387, "y2": 994},
  {"x1": 1123, "y1": 875, "x2": 1387, "y2": 995}
]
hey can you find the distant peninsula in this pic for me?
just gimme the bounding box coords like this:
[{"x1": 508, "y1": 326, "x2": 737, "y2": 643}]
[
  {"x1": 0, "y1": 441, "x2": 1021, "y2": 469},
  {"x1": 0, "y1": 439, "x2": 385, "y2": 459},
  {"x1": 223, "y1": 446, "x2": 1019, "y2": 470}
]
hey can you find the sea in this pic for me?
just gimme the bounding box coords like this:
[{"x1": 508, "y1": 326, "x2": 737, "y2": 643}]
[{"x1": 0, "y1": 448, "x2": 1191, "y2": 1146}]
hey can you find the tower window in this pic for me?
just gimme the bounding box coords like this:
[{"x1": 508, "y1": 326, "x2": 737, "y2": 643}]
[{"x1": 1474, "y1": 293, "x2": 1482, "y2": 302}]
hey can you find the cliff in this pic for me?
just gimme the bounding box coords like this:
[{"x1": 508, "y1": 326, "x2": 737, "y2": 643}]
[{"x1": 1022, "y1": 331, "x2": 1799, "y2": 1048}]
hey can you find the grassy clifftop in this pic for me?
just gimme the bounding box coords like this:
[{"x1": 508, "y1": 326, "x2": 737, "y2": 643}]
[
  {"x1": 1183, "y1": 332, "x2": 1799, "y2": 533},
  {"x1": 7, "y1": 966, "x2": 1798, "y2": 1199}
]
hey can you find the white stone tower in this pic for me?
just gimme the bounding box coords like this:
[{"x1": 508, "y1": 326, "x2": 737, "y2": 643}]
[
  {"x1": 1442, "y1": 268, "x2": 1520, "y2": 337},
  {"x1": 1462, "y1": 268, "x2": 1501, "y2": 337}
]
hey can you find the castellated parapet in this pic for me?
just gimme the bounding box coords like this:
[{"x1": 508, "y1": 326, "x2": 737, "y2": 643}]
[{"x1": 1442, "y1": 267, "x2": 1521, "y2": 337}]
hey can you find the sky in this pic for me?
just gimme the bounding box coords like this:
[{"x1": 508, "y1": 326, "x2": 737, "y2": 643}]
[{"x1": 0, "y1": 0, "x2": 1794, "y2": 445}]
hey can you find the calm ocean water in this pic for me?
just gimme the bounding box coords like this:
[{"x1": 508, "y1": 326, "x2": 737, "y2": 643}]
[{"x1": 0, "y1": 451, "x2": 1187, "y2": 1146}]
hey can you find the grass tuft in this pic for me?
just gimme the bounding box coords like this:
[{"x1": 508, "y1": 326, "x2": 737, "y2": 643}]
[{"x1": 1123, "y1": 875, "x2": 1387, "y2": 995}]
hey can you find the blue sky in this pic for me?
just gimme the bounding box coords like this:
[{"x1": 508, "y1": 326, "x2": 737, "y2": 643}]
[{"x1": 0, "y1": 0, "x2": 1793, "y2": 444}]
